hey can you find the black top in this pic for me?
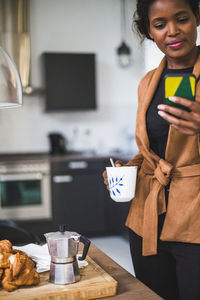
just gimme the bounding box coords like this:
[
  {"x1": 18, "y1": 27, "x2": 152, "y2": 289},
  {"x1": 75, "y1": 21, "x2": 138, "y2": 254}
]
[{"x1": 146, "y1": 67, "x2": 193, "y2": 159}]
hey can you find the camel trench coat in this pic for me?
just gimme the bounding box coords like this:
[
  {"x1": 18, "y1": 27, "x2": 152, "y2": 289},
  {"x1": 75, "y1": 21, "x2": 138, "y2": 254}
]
[{"x1": 125, "y1": 54, "x2": 200, "y2": 256}]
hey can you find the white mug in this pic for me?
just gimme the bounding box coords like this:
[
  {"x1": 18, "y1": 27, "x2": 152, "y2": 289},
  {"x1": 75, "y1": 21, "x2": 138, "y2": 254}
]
[{"x1": 106, "y1": 166, "x2": 138, "y2": 202}]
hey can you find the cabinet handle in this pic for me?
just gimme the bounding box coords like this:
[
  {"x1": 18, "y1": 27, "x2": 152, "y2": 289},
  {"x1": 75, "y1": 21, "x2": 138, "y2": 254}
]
[
  {"x1": 68, "y1": 161, "x2": 88, "y2": 169},
  {"x1": 0, "y1": 173, "x2": 43, "y2": 181},
  {"x1": 53, "y1": 175, "x2": 73, "y2": 183}
]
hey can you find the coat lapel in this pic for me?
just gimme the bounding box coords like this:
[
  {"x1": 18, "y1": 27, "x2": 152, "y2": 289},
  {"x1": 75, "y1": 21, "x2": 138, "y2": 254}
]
[{"x1": 193, "y1": 47, "x2": 200, "y2": 82}]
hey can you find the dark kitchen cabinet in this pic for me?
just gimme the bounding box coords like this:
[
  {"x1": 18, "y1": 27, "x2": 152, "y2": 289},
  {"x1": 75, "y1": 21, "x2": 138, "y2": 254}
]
[
  {"x1": 104, "y1": 195, "x2": 131, "y2": 234},
  {"x1": 51, "y1": 157, "x2": 131, "y2": 236},
  {"x1": 51, "y1": 159, "x2": 107, "y2": 235}
]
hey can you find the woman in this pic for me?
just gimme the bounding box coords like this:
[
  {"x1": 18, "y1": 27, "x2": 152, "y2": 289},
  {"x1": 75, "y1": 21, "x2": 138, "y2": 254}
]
[{"x1": 103, "y1": 0, "x2": 200, "y2": 299}]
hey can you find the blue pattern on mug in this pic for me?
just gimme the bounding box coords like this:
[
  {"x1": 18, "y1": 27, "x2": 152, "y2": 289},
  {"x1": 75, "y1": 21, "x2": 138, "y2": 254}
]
[{"x1": 108, "y1": 175, "x2": 125, "y2": 196}]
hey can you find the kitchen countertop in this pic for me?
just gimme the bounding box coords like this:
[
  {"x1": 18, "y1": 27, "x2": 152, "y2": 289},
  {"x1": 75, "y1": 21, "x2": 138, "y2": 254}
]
[
  {"x1": 0, "y1": 152, "x2": 98, "y2": 162},
  {"x1": 0, "y1": 152, "x2": 133, "y2": 163},
  {"x1": 88, "y1": 243, "x2": 163, "y2": 300}
]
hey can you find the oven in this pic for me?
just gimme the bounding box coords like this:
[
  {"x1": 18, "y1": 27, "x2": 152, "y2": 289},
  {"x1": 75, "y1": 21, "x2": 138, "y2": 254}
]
[{"x1": 0, "y1": 160, "x2": 52, "y2": 220}]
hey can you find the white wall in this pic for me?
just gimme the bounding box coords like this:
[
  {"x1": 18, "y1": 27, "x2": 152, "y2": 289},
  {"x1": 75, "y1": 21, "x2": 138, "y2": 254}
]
[
  {"x1": 144, "y1": 40, "x2": 164, "y2": 74},
  {"x1": 0, "y1": 0, "x2": 145, "y2": 155}
]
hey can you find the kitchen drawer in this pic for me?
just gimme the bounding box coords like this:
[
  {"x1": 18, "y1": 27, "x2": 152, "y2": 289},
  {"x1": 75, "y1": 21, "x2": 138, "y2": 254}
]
[{"x1": 52, "y1": 171, "x2": 105, "y2": 234}]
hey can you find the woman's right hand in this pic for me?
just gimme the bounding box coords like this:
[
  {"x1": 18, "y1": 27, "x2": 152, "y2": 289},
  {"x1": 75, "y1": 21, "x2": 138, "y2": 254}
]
[{"x1": 102, "y1": 160, "x2": 124, "y2": 190}]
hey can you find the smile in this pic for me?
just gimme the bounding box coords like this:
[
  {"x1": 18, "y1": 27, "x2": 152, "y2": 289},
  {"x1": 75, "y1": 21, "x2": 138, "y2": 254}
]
[{"x1": 167, "y1": 40, "x2": 184, "y2": 49}]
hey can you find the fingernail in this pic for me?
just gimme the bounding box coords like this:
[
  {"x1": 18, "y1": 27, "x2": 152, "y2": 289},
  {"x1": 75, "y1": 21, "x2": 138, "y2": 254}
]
[
  {"x1": 168, "y1": 96, "x2": 177, "y2": 102},
  {"x1": 158, "y1": 111, "x2": 165, "y2": 116},
  {"x1": 115, "y1": 164, "x2": 121, "y2": 167},
  {"x1": 157, "y1": 104, "x2": 165, "y2": 109}
]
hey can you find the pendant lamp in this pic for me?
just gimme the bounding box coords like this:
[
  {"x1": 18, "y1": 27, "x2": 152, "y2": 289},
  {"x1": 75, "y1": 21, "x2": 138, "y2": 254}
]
[
  {"x1": 0, "y1": 46, "x2": 22, "y2": 108},
  {"x1": 117, "y1": 0, "x2": 132, "y2": 68}
]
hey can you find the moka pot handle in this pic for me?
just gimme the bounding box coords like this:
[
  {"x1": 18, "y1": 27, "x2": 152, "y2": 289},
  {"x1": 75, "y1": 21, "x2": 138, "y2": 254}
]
[{"x1": 78, "y1": 235, "x2": 91, "y2": 261}]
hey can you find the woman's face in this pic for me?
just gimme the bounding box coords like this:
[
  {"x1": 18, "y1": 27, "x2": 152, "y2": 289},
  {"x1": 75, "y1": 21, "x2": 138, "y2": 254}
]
[{"x1": 148, "y1": 0, "x2": 200, "y2": 67}]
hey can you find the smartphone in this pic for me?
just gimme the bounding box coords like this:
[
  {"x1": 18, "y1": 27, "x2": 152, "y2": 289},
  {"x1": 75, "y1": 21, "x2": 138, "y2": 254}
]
[{"x1": 165, "y1": 74, "x2": 196, "y2": 112}]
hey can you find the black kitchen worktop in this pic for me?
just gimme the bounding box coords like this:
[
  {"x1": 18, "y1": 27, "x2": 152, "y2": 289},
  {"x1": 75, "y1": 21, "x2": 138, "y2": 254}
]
[
  {"x1": 0, "y1": 152, "x2": 49, "y2": 161},
  {"x1": 0, "y1": 152, "x2": 109, "y2": 163},
  {"x1": 0, "y1": 151, "x2": 133, "y2": 164}
]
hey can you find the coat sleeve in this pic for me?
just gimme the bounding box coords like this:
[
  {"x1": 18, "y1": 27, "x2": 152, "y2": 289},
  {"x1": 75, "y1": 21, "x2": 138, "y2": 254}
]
[
  {"x1": 199, "y1": 134, "x2": 200, "y2": 156},
  {"x1": 125, "y1": 151, "x2": 144, "y2": 167}
]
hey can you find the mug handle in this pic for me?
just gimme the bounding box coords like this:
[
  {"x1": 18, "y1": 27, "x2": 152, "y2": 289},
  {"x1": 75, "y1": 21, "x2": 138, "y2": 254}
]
[{"x1": 78, "y1": 235, "x2": 91, "y2": 261}]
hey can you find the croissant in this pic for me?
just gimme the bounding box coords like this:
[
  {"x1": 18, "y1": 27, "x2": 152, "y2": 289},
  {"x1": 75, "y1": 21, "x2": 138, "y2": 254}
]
[
  {"x1": 0, "y1": 240, "x2": 12, "y2": 253},
  {"x1": 0, "y1": 240, "x2": 40, "y2": 292},
  {"x1": 0, "y1": 252, "x2": 12, "y2": 268}
]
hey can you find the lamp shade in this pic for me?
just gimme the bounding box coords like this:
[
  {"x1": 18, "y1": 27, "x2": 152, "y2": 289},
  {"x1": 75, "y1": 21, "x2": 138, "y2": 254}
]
[
  {"x1": 0, "y1": 46, "x2": 22, "y2": 108},
  {"x1": 117, "y1": 41, "x2": 131, "y2": 68}
]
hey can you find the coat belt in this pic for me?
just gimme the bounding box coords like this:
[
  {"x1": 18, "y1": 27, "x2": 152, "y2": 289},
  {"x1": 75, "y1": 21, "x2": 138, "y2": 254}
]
[{"x1": 141, "y1": 159, "x2": 200, "y2": 256}]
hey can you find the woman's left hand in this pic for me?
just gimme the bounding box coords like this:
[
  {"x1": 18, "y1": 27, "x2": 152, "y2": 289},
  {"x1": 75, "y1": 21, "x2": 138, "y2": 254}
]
[{"x1": 157, "y1": 96, "x2": 200, "y2": 135}]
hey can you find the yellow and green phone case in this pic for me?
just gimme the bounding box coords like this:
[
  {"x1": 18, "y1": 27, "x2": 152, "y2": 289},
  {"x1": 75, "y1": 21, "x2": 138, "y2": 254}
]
[{"x1": 165, "y1": 74, "x2": 196, "y2": 112}]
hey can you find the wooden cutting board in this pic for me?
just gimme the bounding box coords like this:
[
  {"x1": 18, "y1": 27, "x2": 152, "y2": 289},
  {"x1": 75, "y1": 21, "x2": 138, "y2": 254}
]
[{"x1": 0, "y1": 256, "x2": 117, "y2": 300}]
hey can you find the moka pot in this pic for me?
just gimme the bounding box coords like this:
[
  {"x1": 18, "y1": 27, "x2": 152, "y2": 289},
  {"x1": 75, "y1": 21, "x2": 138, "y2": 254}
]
[{"x1": 44, "y1": 224, "x2": 90, "y2": 284}]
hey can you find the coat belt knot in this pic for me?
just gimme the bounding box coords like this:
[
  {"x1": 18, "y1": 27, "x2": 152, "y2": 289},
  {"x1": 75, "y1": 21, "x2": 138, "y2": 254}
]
[
  {"x1": 142, "y1": 158, "x2": 173, "y2": 256},
  {"x1": 141, "y1": 159, "x2": 200, "y2": 256},
  {"x1": 154, "y1": 159, "x2": 173, "y2": 186}
]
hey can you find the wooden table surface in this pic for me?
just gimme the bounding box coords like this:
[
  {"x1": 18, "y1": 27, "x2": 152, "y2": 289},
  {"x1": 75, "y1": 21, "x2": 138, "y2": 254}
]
[
  {"x1": 0, "y1": 242, "x2": 163, "y2": 300},
  {"x1": 88, "y1": 243, "x2": 163, "y2": 300}
]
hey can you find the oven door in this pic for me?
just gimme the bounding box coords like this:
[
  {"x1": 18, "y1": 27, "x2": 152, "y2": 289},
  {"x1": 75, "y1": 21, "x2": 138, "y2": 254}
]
[{"x1": 0, "y1": 172, "x2": 51, "y2": 220}]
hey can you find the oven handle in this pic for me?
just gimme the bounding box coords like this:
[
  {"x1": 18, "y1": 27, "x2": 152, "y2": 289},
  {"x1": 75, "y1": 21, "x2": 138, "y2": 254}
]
[
  {"x1": 53, "y1": 175, "x2": 73, "y2": 183},
  {"x1": 0, "y1": 173, "x2": 43, "y2": 181}
]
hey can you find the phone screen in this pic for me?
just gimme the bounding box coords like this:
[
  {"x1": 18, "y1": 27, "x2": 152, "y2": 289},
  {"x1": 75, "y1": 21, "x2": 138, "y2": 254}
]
[{"x1": 165, "y1": 74, "x2": 196, "y2": 112}]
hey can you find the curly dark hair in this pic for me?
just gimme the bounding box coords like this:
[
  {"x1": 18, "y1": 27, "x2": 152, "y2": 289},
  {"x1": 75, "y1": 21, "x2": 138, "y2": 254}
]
[{"x1": 134, "y1": 0, "x2": 200, "y2": 41}]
